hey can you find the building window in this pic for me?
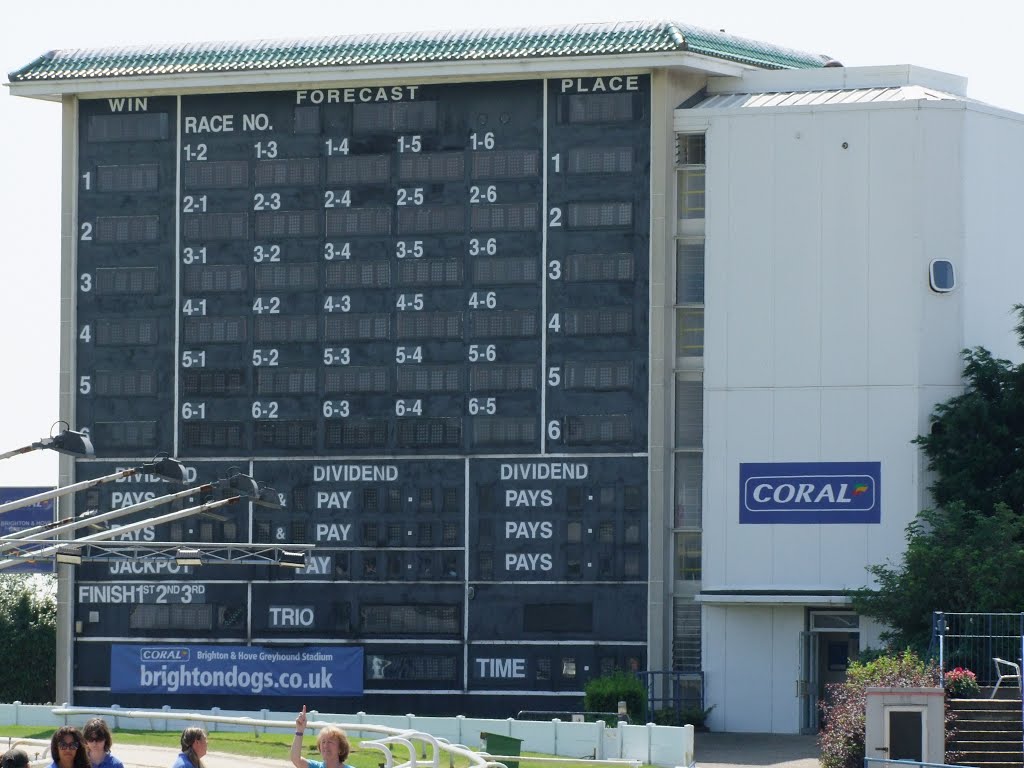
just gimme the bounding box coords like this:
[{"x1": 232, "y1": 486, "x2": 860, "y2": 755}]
[
  {"x1": 676, "y1": 307, "x2": 704, "y2": 358},
  {"x1": 677, "y1": 133, "x2": 705, "y2": 165},
  {"x1": 675, "y1": 379, "x2": 703, "y2": 449},
  {"x1": 675, "y1": 531, "x2": 702, "y2": 581},
  {"x1": 929, "y1": 259, "x2": 956, "y2": 292},
  {"x1": 672, "y1": 597, "x2": 702, "y2": 672},
  {"x1": 676, "y1": 134, "x2": 706, "y2": 220},
  {"x1": 676, "y1": 241, "x2": 705, "y2": 304},
  {"x1": 674, "y1": 452, "x2": 703, "y2": 529},
  {"x1": 677, "y1": 169, "x2": 705, "y2": 219}
]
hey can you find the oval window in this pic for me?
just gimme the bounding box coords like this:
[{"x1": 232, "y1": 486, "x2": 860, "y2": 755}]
[{"x1": 929, "y1": 259, "x2": 956, "y2": 293}]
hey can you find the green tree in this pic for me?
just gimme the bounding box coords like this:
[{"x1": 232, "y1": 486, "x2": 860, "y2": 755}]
[
  {"x1": 0, "y1": 574, "x2": 56, "y2": 702},
  {"x1": 850, "y1": 305, "x2": 1024, "y2": 648}
]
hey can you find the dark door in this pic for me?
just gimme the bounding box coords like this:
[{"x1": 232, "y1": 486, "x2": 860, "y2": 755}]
[{"x1": 888, "y1": 710, "x2": 923, "y2": 761}]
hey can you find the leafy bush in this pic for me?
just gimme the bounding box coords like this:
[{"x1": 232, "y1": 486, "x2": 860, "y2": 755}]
[
  {"x1": 819, "y1": 650, "x2": 946, "y2": 768},
  {"x1": 0, "y1": 575, "x2": 56, "y2": 703},
  {"x1": 944, "y1": 667, "x2": 980, "y2": 698},
  {"x1": 583, "y1": 672, "x2": 647, "y2": 723},
  {"x1": 654, "y1": 705, "x2": 715, "y2": 728}
]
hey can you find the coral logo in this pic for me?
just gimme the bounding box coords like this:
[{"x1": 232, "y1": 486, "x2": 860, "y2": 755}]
[
  {"x1": 140, "y1": 647, "x2": 190, "y2": 662},
  {"x1": 739, "y1": 462, "x2": 881, "y2": 524}
]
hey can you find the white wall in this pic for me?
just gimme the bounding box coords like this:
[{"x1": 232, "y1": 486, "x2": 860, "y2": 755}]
[
  {"x1": 963, "y1": 106, "x2": 1024, "y2": 363},
  {"x1": 684, "y1": 92, "x2": 975, "y2": 732},
  {"x1": 702, "y1": 605, "x2": 803, "y2": 733},
  {"x1": 698, "y1": 100, "x2": 967, "y2": 592}
]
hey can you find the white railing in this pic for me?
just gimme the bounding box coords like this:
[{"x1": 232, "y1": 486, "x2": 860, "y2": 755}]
[{"x1": 41, "y1": 706, "x2": 680, "y2": 768}]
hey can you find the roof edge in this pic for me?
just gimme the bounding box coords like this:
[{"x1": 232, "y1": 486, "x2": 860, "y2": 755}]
[{"x1": 7, "y1": 20, "x2": 829, "y2": 85}]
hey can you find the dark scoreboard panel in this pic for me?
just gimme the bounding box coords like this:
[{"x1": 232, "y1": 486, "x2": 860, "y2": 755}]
[{"x1": 71, "y1": 75, "x2": 650, "y2": 713}]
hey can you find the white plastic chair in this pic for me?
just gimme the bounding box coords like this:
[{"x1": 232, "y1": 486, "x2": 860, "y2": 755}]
[{"x1": 990, "y1": 657, "x2": 1021, "y2": 698}]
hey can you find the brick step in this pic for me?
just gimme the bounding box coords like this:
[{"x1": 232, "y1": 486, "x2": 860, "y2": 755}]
[
  {"x1": 948, "y1": 763, "x2": 1023, "y2": 768},
  {"x1": 948, "y1": 759, "x2": 1023, "y2": 768},
  {"x1": 953, "y1": 749, "x2": 1024, "y2": 760}
]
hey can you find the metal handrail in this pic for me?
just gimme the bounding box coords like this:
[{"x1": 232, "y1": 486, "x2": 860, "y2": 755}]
[{"x1": 49, "y1": 706, "x2": 643, "y2": 768}]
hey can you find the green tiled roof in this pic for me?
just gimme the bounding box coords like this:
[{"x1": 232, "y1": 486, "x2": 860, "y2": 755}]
[{"x1": 8, "y1": 20, "x2": 829, "y2": 82}]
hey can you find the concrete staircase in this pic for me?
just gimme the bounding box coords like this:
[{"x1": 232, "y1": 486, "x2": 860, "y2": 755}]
[{"x1": 947, "y1": 696, "x2": 1023, "y2": 768}]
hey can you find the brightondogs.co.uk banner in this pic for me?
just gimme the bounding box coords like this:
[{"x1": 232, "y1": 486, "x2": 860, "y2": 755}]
[{"x1": 111, "y1": 644, "x2": 363, "y2": 696}]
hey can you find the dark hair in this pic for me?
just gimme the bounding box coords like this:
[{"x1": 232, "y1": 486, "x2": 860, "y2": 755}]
[
  {"x1": 1, "y1": 749, "x2": 30, "y2": 768},
  {"x1": 50, "y1": 726, "x2": 90, "y2": 768},
  {"x1": 179, "y1": 727, "x2": 207, "y2": 768},
  {"x1": 83, "y1": 718, "x2": 113, "y2": 752}
]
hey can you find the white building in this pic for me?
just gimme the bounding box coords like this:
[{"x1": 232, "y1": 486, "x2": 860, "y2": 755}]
[
  {"x1": 7, "y1": 20, "x2": 1023, "y2": 734},
  {"x1": 680, "y1": 64, "x2": 1024, "y2": 732}
]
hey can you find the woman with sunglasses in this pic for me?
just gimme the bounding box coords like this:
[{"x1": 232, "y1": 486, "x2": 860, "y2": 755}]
[
  {"x1": 171, "y1": 727, "x2": 208, "y2": 768},
  {"x1": 82, "y1": 718, "x2": 124, "y2": 768},
  {"x1": 48, "y1": 727, "x2": 89, "y2": 768}
]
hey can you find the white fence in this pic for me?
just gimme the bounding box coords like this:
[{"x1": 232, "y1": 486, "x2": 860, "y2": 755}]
[{"x1": 0, "y1": 703, "x2": 694, "y2": 768}]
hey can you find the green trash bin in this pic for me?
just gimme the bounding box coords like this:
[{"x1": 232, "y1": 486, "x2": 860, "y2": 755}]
[{"x1": 480, "y1": 732, "x2": 523, "y2": 768}]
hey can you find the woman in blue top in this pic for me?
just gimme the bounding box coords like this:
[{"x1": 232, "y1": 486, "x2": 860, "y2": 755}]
[
  {"x1": 48, "y1": 727, "x2": 89, "y2": 768},
  {"x1": 83, "y1": 719, "x2": 125, "y2": 768},
  {"x1": 170, "y1": 728, "x2": 208, "y2": 768},
  {"x1": 290, "y1": 706, "x2": 353, "y2": 768}
]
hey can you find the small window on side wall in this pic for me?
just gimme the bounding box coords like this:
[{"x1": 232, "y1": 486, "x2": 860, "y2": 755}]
[{"x1": 929, "y1": 260, "x2": 956, "y2": 293}]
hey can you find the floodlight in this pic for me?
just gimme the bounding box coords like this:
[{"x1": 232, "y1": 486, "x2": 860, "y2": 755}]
[
  {"x1": 214, "y1": 473, "x2": 281, "y2": 509},
  {"x1": 223, "y1": 472, "x2": 259, "y2": 497},
  {"x1": 55, "y1": 549, "x2": 83, "y2": 566},
  {"x1": 0, "y1": 426, "x2": 94, "y2": 461},
  {"x1": 175, "y1": 548, "x2": 203, "y2": 567},
  {"x1": 141, "y1": 456, "x2": 187, "y2": 484},
  {"x1": 278, "y1": 550, "x2": 307, "y2": 569},
  {"x1": 256, "y1": 485, "x2": 283, "y2": 509}
]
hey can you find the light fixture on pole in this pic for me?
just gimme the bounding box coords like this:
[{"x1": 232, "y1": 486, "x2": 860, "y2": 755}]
[
  {"x1": 54, "y1": 549, "x2": 83, "y2": 566},
  {"x1": 278, "y1": 550, "x2": 307, "y2": 569},
  {"x1": 174, "y1": 548, "x2": 203, "y2": 567},
  {"x1": 0, "y1": 424, "x2": 94, "y2": 462}
]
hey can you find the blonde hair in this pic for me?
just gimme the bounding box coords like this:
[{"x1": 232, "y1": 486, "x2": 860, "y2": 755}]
[{"x1": 316, "y1": 726, "x2": 350, "y2": 762}]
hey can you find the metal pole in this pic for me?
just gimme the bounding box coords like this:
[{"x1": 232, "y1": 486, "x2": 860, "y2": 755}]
[
  {"x1": 0, "y1": 466, "x2": 147, "y2": 516},
  {"x1": 936, "y1": 612, "x2": 945, "y2": 688},
  {"x1": 0, "y1": 483, "x2": 213, "y2": 551}
]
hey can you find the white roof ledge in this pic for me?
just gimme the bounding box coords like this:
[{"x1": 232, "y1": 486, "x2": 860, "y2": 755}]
[{"x1": 708, "y1": 64, "x2": 967, "y2": 97}]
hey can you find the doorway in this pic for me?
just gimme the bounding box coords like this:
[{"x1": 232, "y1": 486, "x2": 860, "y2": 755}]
[{"x1": 800, "y1": 611, "x2": 860, "y2": 733}]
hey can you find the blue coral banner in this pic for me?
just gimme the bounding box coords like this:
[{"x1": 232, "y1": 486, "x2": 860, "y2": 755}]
[
  {"x1": 0, "y1": 488, "x2": 54, "y2": 573},
  {"x1": 111, "y1": 644, "x2": 363, "y2": 695},
  {"x1": 740, "y1": 462, "x2": 881, "y2": 524}
]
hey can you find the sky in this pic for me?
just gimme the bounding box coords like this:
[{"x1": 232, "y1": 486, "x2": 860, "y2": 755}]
[{"x1": 0, "y1": 0, "x2": 1018, "y2": 487}]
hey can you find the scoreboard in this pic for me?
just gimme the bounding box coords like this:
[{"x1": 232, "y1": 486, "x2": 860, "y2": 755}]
[{"x1": 70, "y1": 74, "x2": 650, "y2": 713}]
